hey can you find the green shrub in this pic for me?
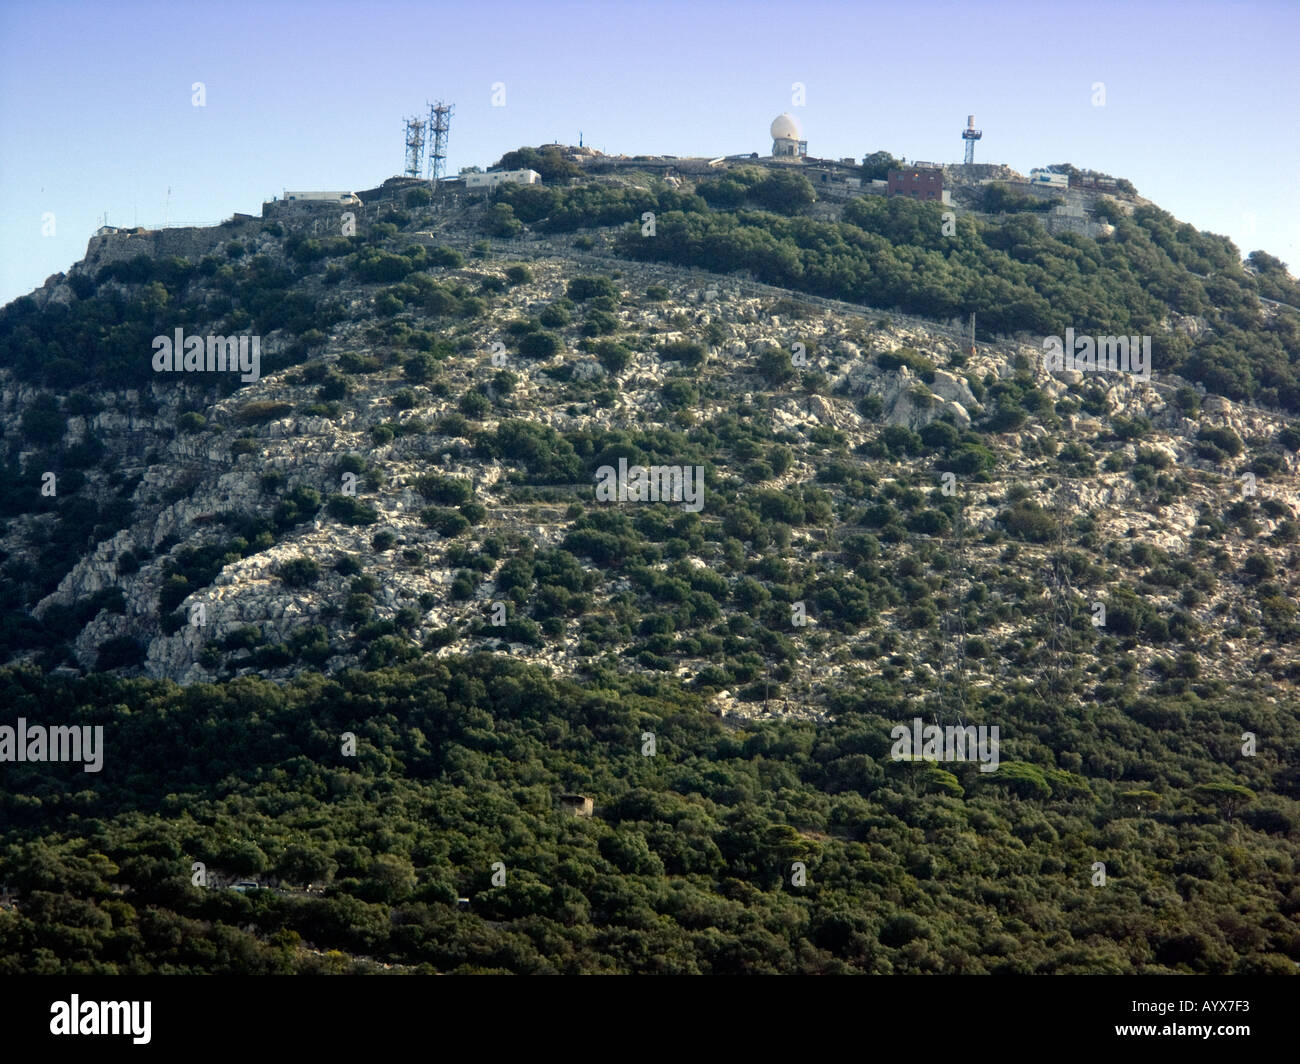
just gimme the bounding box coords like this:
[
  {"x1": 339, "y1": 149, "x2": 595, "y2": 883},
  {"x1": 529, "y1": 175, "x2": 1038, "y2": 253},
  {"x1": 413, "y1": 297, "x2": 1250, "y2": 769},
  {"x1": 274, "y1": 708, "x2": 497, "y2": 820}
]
[
  {"x1": 518, "y1": 331, "x2": 562, "y2": 359},
  {"x1": 273, "y1": 486, "x2": 322, "y2": 529},
  {"x1": 338, "y1": 351, "x2": 380, "y2": 374},
  {"x1": 1197, "y1": 425, "x2": 1244, "y2": 459},
  {"x1": 236, "y1": 401, "x2": 293, "y2": 426},
  {"x1": 95, "y1": 635, "x2": 145, "y2": 672},
  {"x1": 477, "y1": 419, "x2": 582, "y2": 482},
  {"x1": 427, "y1": 246, "x2": 464, "y2": 269},
  {"x1": 317, "y1": 371, "x2": 350, "y2": 400},
  {"x1": 660, "y1": 340, "x2": 706, "y2": 367},
  {"x1": 278, "y1": 557, "x2": 321, "y2": 587},
  {"x1": 595, "y1": 340, "x2": 631, "y2": 373},
  {"x1": 756, "y1": 347, "x2": 795, "y2": 386},
  {"x1": 437, "y1": 413, "x2": 471, "y2": 437},
  {"x1": 1173, "y1": 386, "x2": 1201, "y2": 415},
  {"x1": 567, "y1": 275, "x2": 618, "y2": 302},
  {"x1": 1001, "y1": 500, "x2": 1056, "y2": 543},
  {"x1": 459, "y1": 390, "x2": 491, "y2": 418},
  {"x1": 326, "y1": 495, "x2": 379, "y2": 526},
  {"x1": 20, "y1": 395, "x2": 65, "y2": 445},
  {"x1": 352, "y1": 248, "x2": 415, "y2": 283},
  {"x1": 421, "y1": 507, "x2": 471, "y2": 537},
  {"x1": 538, "y1": 304, "x2": 571, "y2": 328},
  {"x1": 876, "y1": 348, "x2": 935, "y2": 378},
  {"x1": 660, "y1": 379, "x2": 698, "y2": 410},
  {"x1": 857, "y1": 395, "x2": 884, "y2": 419},
  {"x1": 414, "y1": 475, "x2": 473, "y2": 505},
  {"x1": 485, "y1": 204, "x2": 522, "y2": 238},
  {"x1": 404, "y1": 353, "x2": 439, "y2": 383}
]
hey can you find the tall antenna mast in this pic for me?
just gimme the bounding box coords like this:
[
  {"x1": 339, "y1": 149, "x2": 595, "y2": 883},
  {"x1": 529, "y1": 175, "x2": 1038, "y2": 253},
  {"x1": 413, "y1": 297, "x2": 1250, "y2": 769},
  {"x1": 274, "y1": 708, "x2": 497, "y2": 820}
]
[
  {"x1": 962, "y1": 114, "x2": 983, "y2": 165},
  {"x1": 403, "y1": 116, "x2": 426, "y2": 178},
  {"x1": 427, "y1": 101, "x2": 453, "y2": 185}
]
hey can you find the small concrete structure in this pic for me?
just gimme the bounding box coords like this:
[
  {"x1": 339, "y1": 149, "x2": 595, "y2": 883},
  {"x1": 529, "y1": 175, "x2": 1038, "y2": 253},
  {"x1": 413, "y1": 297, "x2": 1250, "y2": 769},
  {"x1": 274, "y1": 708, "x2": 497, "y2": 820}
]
[
  {"x1": 805, "y1": 165, "x2": 863, "y2": 198},
  {"x1": 559, "y1": 793, "x2": 594, "y2": 817}
]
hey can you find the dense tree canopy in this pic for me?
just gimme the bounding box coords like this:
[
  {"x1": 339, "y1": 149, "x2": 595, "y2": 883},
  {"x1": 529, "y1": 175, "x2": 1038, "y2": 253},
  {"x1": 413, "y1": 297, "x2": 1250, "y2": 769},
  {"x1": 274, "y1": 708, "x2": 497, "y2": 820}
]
[{"x1": 1, "y1": 655, "x2": 1294, "y2": 975}]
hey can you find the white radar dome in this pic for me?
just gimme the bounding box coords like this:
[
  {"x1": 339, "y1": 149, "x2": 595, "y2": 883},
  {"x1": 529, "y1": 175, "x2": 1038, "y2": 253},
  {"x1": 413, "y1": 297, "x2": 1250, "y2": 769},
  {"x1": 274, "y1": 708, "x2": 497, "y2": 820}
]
[{"x1": 770, "y1": 114, "x2": 802, "y2": 140}]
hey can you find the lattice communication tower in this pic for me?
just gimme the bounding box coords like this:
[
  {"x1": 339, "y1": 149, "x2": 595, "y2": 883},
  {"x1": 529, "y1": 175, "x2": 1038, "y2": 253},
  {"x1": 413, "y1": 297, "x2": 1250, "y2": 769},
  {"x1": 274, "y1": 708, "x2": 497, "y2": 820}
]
[
  {"x1": 404, "y1": 117, "x2": 426, "y2": 179},
  {"x1": 427, "y1": 101, "x2": 453, "y2": 183}
]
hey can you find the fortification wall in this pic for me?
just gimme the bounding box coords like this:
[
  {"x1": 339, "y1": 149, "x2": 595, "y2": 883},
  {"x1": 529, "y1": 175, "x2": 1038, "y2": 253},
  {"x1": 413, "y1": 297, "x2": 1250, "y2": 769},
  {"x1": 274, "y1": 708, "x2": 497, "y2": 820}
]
[
  {"x1": 79, "y1": 197, "x2": 379, "y2": 273},
  {"x1": 79, "y1": 217, "x2": 262, "y2": 273}
]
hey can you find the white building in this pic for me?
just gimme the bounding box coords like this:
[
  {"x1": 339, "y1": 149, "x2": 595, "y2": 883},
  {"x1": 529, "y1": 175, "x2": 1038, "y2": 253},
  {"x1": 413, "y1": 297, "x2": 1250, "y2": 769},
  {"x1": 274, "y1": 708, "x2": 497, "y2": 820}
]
[
  {"x1": 283, "y1": 191, "x2": 362, "y2": 205},
  {"x1": 463, "y1": 169, "x2": 542, "y2": 190},
  {"x1": 1028, "y1": 169, "x2": 1068, "y2": 189}
]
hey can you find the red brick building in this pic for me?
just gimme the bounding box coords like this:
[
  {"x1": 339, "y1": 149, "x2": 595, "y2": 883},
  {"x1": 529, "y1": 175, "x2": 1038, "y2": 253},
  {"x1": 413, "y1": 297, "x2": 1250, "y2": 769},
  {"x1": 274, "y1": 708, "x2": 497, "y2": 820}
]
[{"x1": 887, "y1": 167, "x2": 944, "y2": 201}]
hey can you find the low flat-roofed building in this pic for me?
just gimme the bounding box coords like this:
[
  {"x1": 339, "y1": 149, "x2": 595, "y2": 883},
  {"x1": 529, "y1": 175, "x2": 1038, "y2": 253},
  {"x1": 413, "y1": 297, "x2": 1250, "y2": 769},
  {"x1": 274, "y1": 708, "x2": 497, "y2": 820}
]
[
  {"x1": 1029, "y1": 169, "x2": 1069, "y2": 189},
  {"x1": 464, "y1": 169, "x2": 542, "y2": 190},
  {"x1": 283, "y1": 191, "x2": 362, "y2": 205}
]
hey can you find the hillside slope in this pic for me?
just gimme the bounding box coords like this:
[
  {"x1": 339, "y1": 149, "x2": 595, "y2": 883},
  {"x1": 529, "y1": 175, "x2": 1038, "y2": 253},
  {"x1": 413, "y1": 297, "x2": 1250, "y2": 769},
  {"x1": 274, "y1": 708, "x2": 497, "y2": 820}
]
[{"x1": 0, "y1": 169, "x2": 1297, "y2": 975}]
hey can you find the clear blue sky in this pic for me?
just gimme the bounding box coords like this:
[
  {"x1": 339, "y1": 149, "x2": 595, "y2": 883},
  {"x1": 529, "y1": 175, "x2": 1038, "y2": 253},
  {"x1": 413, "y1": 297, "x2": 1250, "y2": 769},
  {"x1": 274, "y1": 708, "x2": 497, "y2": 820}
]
[{"x1": 2, "y1": 0, "x2": 1296, "y2": 306}]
